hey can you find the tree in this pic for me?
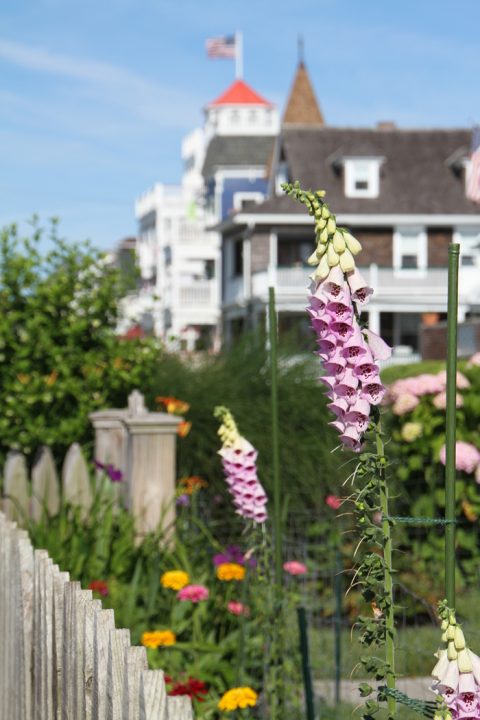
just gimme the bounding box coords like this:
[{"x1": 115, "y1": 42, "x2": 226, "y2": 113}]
[{"x1": 0, "y1": 218, "x2": 161, "y2": 462}]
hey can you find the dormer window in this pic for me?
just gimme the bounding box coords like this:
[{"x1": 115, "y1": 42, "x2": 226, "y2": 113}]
[
  {"x1": 275, "y1": 161, "x2": 289, "y2": 195},
  {"x1": 344, "y1": 157, "x2": 383, "y2": 198}
]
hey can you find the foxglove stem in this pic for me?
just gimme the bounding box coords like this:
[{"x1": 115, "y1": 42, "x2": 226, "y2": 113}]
[{"x1": 376, "y1": 418, "x2": 396, "y2": 717}]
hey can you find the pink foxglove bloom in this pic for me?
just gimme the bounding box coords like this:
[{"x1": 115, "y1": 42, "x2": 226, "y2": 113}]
[
  {"x1": 439, "y1": 441, "x2": 480, "y2": 475},
  {"x1": 215, "y1": 407, "x2": 268, "y2": 524},
  {"x1": 307, "y1": 264, "x2": 391, "y2": 451},
  {"x1": 176, "y1": 584, "x2": 209, "y2": 603},
  {"x1": 283, "y1": 561, "x2": 307, "y2": 576}
]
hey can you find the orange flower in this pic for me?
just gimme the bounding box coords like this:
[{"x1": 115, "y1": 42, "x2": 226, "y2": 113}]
[
  {"x1": 17, "y1": 373, "x2": 30, "y2": 385},
  {"x1": 141, "y1": 630, "x2": 176, "y2": 648},
  {"x1": 177, "y1": 421, "x2": 192, "y2": 438},
  {"x1": 179, "y1": 476, "x2": 208, "y2": 495},
  {"x1": 156, "y1": 396, "x2": 190, "y2": 415},
  {"x1": 216, "y1": 563, "x2": 246, "y2": 582},
  {"x1": 44, "y1": 370, "x2": 58, "y2": 386},
  {"x1": 462, "y1": 499, "x2": 478, "y2": 522}
]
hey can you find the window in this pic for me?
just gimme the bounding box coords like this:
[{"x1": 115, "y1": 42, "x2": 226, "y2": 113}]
[
  {"x1": 275, "y1": 162, "x2": 289, "y2": 195},
  {"x1": 393, "y1": 227, "x2": 427, "y2": 274},
  {"x1": 233, "y1": 192, "x2": 264, "y2": 211},
  {"x1": 204, "y1": 259, "x2": 215, "y2": 279},
  {"x1": 233, "y1": 239, "x2": 243, "y2": 277},
  {"x1": 455, "y1": 228, "x2": 480, "y2": 267},
  {"x1": 344, "y1": 158, "x2": 383, "y2": 198},
  {"x1": 277, "y1": 236, "x2": 313, "y2": 267}
]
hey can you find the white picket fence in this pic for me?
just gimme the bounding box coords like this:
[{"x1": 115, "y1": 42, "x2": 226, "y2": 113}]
[
  {"x1": 1, "y1": 444, "x2": 92, "y2": 526},
  {"x1": 0, "y1": 511, "x2": 193, "y2": 720}
]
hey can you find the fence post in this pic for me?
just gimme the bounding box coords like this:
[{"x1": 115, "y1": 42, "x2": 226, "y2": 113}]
[
  {"x1": 62, "y1": 444, "x2": 93, "y2": 518},
  {"x1": 3, "y1": 451, "x2": 29, "y2": 525},
  {"x1": 31, "y1": 446, "x2": 60, "y2": 522}
]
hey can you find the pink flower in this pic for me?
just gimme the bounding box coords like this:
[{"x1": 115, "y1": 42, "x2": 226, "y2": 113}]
[
  {"x1": 325, "y1": 494, "x2": 342, "y2": 510},
  {"x1": 392, "y1": 393, "x2": 419, "y2": 415},
  {"x1": 432, "y1": 391, "x2": 464, "y2": 410},
  {"x1": 176, "y1": 584, "x2": 209, "y2": 603},
  {"x1": 227, "y1": 601, "x2": 249, "y2": 616},
  {"x1": 346, "y1": 268, "x2": 373, "y2": 305},
  {"x1": 283, "y1": 561, "x2": 307, "y2": 576},
  {"x1": 435, "y1": 370, "x2": 470, "y2": 390},
  {"x1": 218, "y1": 435, "x2": 268, "y2": 524},
  {"x1": 467, "y1": 352, "x2": 480, "y2": 367},
  {"x1": 439, "y1": 441, "x2": 480, "y2": 475}
]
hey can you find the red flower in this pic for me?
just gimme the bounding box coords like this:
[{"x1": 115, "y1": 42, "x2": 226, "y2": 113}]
[
  {"x1": 88, "y1": 580, "x2": 109, "y2": 597},
  {"x1": 168, "y1": 677, "x2": 208, "y2": 702}
]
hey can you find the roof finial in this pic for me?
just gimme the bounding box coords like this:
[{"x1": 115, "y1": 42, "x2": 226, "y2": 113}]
[{"x1": 298, "y1": 34, "x2": 304, "y2": 66}]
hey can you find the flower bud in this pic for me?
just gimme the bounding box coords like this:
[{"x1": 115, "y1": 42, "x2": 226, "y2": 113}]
[
  {"x1": 449, "y1": 612, "x2": 456, "y2": 626},
  {"x1": 326, "y1": 217, "x2": 336, "y2": 235},
  {"x1": 316, "y1": 189, "x2": 326, "y2": 198},
  {"x1": 312, "y1": 254, "x2": 330, "y2": 281},
  {"x1": 316, "y1": 217, "x2": 327, "y2": 231},
  {"x1": 344, "y1": 232, "x2": 362, "y2": 255},
  {"x1": 316, "y1": 243, "x2": 327, "y2": 258},
  {"x1": 446, "y1": 625, "x2": 455, "y2": 641},
  {"x1": 454, "y1": 626, "x2": 466, "y2": 651},
  {"x1": 321, "y1": 205, "x2": 330, "y2": 219},
  {"x1": 307, "y1": 250, "x2": 319, "y2": 266},
  {"x1": 327, "y1": 244, "x2": 339, "y2": 267},
  {"x1": 457, "y1": 648, "x2": 472, "y2": 673},
  {"x1": 441, "y1": 619, "x2": 449, "y2": 631},
  {"x1": 339, "y1": 249, "x2": 355, "y2": 273},
  {"x1": 447, "y1": 641, "x2": 458, "y2": 661},
  {"x1": 319, "y1": 228, "x2": 329, "y2": 244},
  {"x1": 333, "y1": 231, "x2": 346, "y2": 254}
]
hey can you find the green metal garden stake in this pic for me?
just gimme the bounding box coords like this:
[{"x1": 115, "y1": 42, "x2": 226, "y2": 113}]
[
  {"x1": 297, "y1": 607, "x2": 316, "y2": 720},
  {"x1": 268, "y1": 286, "x2": 283, "y2": 587},
  {"x1": 333, "y1": 548, "x2": 342, "y2": 706},
  {"x1": 445, "y1": 244, "x2": 460, "y2": 609}
]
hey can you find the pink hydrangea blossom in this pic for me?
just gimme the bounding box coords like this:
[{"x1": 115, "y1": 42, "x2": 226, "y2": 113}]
[
  {"x1": 283, "y1": 561, "x2": 307, "y2": 576},
  {"x1": 439, "y1": 441, "x2": 480, "y2": 475},
  {"x1": 432, "y1": 391, "x2": 464, "y2": 410},
  {"x1": 467, "y1": 352, "x2": 480, "y2": 367},
  {"x1": 392, "y1": 393, "x2": 420, "y2": 415},
  {"x1": 307, "y1": 268, "x2": 391, "y2": 451},
  {"x1": 176, "y1": 584, "x2": 209, "y2": 603},
  {"x1": 435, "y1": 370, "x2": 470, "y2": 390}
]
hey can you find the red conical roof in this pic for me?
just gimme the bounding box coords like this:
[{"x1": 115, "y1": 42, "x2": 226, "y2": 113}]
[{"x1": 208, "y1": 80, "x2": 273, "y2": 107}]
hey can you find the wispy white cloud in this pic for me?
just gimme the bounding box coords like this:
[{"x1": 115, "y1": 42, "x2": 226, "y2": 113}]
[{"x1": 0, "y1": 38, "x2": 202, "y2": 129}]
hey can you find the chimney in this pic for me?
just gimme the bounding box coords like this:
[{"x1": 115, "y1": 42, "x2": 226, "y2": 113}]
[{"x1": 377, "y1": 121, "x2": 396, "y2": 131}]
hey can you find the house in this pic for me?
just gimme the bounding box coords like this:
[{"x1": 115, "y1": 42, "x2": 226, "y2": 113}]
[
  {"x1": 218, "y1": 62, "x2": 480, "y2": 357},
  {"x1": 132, "y1": 79, "x2": 279, "y2": 350}
]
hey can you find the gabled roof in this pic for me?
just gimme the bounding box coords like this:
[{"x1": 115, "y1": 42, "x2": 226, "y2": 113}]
[
  {"x1": 208, "y1": 80, "x2": 273, "y2": 107},
  {"x1": 202, "y1": 136, "x2": 275, "y2": 178},
  {"x1": 249, "y1": 127, "x2": 478, "y2": 216},
  {"x1": 282, "y1": 62, "x2": 324, "y2": 126}
]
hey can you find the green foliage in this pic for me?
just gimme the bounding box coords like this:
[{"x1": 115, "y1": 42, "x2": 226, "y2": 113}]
[
  {"x1": 144, "y1": 334, "x2": 341, "y2": 512},
  {"x1": 0, "y1": 219, "x2": 161, "y2": 462},
  {"x1": 381, "y1": 360, "x2": 480, "y2": 594}
]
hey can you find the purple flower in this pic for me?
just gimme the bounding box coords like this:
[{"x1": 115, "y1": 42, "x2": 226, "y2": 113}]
[
  {"x1": 306, "y1": 266, "x2": 391, "y2": 452},
  {"x1": 176, "y1": 494, "x2": 190, "y2": 507},
  {"x1": 94, "y1": 459, "x2": 123, "y2": 482}
]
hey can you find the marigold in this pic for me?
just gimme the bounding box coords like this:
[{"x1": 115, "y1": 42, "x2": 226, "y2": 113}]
[
  {"x1": 179, "y1": 476, "x2": 208, "y2": 495},
  {"x1": 161, "y1": 570, "x2": 190, "y2": 591},
  {"x1": 216, "y1": 562, "x2": 246, "y2": 582},
  {"x1": 141, "y1": 630, "x2": 176, "y2": 648},
  {"x1": 218, "y1": 687, "x2": 258, "y2": 711}
]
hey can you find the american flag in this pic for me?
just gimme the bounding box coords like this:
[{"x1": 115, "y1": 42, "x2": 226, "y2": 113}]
[
  {"x1": 466, "y1": 126, "x2": 480, "y2": 204},
  {"x1": 205, "y1": 35, "x2": 236, "y2": 59}
]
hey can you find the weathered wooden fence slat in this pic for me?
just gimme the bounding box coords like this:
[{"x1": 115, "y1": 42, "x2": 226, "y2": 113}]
[
  {"x1": 3, "y1": 451, "x2": 29, "y2": 525},
  {"x1": 31, "y1": 447, "x2": 60, "y2": 522},
  {"x1": 0, "y1": 511, "x2": 193, "y2": 720}
]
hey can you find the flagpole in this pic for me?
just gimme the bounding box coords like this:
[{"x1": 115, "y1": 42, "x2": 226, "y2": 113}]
[{"x1": 235, "y1": 31, "x2": 243, "y2": 79}]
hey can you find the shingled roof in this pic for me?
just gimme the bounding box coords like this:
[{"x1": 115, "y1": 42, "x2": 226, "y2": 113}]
[
  {"x1": 282, "y1": 62, "x2": 324, "y2": 126},
  {"x1": 251, "y1": 127, "x2": 478, "y2": 215},
  {"x1": 202, "y1": 136, "x2": 275, "y2": 179}
]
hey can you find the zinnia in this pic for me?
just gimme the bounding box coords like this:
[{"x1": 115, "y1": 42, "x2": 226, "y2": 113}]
[
  {"x1": 439, "y1": 441, "x2": 480, "y2": 475},
  {"x1": 88, "y1": 579, "x2": 109, "y2": 597},
  {"x1": 141, "y1": 630, "x2": 176, "y2": 648},
  {"x1": 283, "y1": 560, "x2": 307, "y2": 576},
  {"x1": 160, "y1": 570, "x2": 190, "y2": 591},
  {"x1": 216, "y1": 563, "x2": 246, "y2": 582},
  {"x1": 325, "y1": 494, "x2": 341, "y2": 510},
  {"x1": 227, "y1": 601, "x2": 249, "y2": 616},
  {"x1": 176, "y1": 584, "x2": 209, "y2": 603},
  {"x1": 218, "y1": 687, "x2": 258, "y2": 712}
]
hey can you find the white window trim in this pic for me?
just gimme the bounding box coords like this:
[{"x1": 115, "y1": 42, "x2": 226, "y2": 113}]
[
  {"x1": 233, "y1": 192, "x2": 264, "y2": 211},
  {"x1": 344, "y1": 157, "x2": 383, "y2": 199},
  {"x1": 453, "y1": 226, "x2": 480, "y2": 266},
  {"x1": 393, "y1": 226, "x2": 427, "y2": 277}
]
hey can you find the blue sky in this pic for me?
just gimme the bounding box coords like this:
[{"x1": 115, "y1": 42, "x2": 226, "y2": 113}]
[{"x1": 1, "y1": 0, "x2": 479, "y2": 249}]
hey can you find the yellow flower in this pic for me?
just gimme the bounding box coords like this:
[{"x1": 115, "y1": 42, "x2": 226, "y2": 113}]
[
  {"x1": 216, "y1": 563, "x2": 246, "y2": 582},
  {"x1": 218, "y1": 687, "x2": 258, "y2": 712},
  {"x1": 161, "y1": 570, "x2": 190, "y2": 591},
  {"x1": 141, "y1": 630, "x2": 176, "y2": 648},
  {"x1": 177, "y1": 421, "x2": 192, "y2": 438}
]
